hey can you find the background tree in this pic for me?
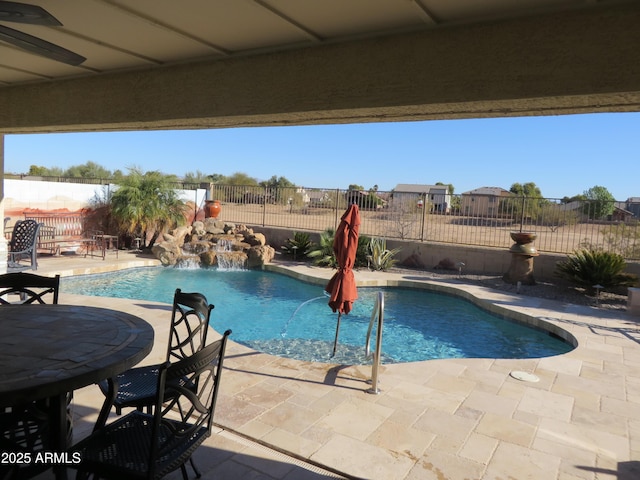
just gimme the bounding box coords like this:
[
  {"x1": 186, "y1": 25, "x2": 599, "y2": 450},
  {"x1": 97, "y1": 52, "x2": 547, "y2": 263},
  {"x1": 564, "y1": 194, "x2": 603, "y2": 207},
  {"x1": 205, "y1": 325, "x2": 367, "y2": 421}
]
[
  {"x1": 225, "y1": 172, "x2": 258, "y2": 186},
  {"x1": 110, "y1": 168, "x2": 188, "y2": 249},
  {"x1": 561, "y1": 194, "x2": 586, "y2": 204},
  {"x1": 582, "y1": 185, "x2": 615, "y2": 219},
  {"x1": 183, "y1": 170, "x2": 227, "y2": 184},
  {"x1": 503, "y1": 182, "x2": 548, "y2": 228},
  {"x1": 260, "y1": 175, "x2": 296, "y2": 204},
  {"x1": 509, "y1": 182, "x2": 542, "y2": 198},
  {"x1": 64, "y1": 161, "x2": 112, "y2": 179},
  {"x1": 183, "y1": 170, "x2": 211, "y2": 184},
  {"x1": 212, "y1": 172, "x2": 260, "y2": 202},
  {"x1": 207, "y1": 173, "x2": 226, "y2": 183},
  {"x1": 435, "y1": 182, "x2": 454, "y2": 195},
  {"x1": 436, "y1": 181, "x2": 458, "y2": 211},
  {"x1": 112, "y1": 169, "x2": 126, "y2": 183},
  {"x1": 28, "y1": 165, "x2": 64, "y2": 176}
]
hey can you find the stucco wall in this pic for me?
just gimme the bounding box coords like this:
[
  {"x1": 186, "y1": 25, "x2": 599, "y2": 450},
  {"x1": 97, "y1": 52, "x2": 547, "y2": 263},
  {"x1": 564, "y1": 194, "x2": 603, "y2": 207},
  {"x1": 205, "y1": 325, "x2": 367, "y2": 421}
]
[{"x1": 3, "y1": 179, "x2": 206, "y2": 228}]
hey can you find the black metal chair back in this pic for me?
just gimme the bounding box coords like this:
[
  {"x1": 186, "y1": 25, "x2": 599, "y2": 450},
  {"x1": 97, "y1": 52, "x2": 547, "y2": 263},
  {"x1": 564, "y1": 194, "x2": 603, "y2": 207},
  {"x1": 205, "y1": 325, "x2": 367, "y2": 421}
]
[
  {"x1": 0, "y1": 272, "x2": 60, "y2": 304},
  {"x1": 97, "y1": 288, "x2": 215, "y2": 420},
  {"x1": 7, "y1": 219, "x2": 41, "y2": 271},
  {"x1": 167, "y1": 289, "x2": 215, "y2": 364},
  {"x1": 74, "y1": 330, "x2": 232, "y2": 480}
]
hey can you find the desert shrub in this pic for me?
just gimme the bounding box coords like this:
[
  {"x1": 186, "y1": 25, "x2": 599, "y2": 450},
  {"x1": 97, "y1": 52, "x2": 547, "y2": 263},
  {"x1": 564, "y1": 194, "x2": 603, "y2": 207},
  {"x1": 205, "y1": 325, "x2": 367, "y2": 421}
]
[
  {"x1": 600, "y1": 222, "x2": 640, "y2": 259},
  {"x1": 555, "y1": 249, "x2": 638, "y2": 294}
]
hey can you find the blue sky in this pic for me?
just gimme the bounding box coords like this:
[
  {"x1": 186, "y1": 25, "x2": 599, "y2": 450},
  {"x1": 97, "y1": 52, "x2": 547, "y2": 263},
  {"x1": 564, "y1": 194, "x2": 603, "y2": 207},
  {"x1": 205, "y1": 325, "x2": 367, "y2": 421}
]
[{"x1": 4, "y1": 112, "x2": 639, "y2": 201}]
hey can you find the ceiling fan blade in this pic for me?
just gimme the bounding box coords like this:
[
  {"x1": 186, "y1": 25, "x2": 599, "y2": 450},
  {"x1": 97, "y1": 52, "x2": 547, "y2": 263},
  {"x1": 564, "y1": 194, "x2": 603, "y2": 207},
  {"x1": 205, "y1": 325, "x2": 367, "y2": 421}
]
[
  {"x1": 0, "y1": 24, "x2": 85, "y2": 65},
  {"x1": 0, "y1": 1, "x2": 62, "y2": 26}
]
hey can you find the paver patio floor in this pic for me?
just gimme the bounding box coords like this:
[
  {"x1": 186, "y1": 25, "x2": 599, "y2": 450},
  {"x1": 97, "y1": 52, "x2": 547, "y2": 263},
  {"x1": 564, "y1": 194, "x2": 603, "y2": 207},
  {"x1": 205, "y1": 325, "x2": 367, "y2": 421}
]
[{"x1": 26, "y1": 252, "x2": 640, "y2": 479}]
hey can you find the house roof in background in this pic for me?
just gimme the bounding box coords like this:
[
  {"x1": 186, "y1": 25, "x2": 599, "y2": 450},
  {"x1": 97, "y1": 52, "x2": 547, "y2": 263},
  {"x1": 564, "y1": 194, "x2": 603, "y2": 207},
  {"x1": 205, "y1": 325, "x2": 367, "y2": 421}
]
[
  {"x1": 462, "y1": 186, "x2": 511, "y2": 196},
  {"x1": 394, "y1": 184, "x2": 448, "y2": 194}
]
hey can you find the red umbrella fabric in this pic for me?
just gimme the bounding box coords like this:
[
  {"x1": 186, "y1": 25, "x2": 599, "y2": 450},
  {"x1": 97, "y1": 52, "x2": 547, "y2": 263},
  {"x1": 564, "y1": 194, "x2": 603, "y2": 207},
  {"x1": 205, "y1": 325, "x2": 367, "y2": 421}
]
[{"x1": 325, "y1": 204, "x2": 360, "y2": 355}]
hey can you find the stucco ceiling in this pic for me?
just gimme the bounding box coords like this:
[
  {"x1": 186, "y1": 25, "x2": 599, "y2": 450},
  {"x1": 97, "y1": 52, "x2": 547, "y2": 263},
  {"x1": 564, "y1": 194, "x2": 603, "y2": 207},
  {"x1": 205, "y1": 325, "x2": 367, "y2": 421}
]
[{"x1": 0, "y1": 0, "x2": 631, "y2": 88}]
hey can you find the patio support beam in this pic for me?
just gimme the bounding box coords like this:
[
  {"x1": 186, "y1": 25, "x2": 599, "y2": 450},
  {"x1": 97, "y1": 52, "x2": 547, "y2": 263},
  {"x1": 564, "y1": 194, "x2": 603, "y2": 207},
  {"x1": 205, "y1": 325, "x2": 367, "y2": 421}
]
[{"x1": 0, "y1": 2, "x2": 639, "y2": 133}]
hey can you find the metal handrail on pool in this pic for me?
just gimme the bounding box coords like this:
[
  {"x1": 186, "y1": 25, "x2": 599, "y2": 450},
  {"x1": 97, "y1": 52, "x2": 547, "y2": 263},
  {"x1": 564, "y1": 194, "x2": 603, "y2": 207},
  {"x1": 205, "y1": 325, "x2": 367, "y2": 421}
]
[{"x1": 365, "y1": 291, "x2": 384, "y2": 395}]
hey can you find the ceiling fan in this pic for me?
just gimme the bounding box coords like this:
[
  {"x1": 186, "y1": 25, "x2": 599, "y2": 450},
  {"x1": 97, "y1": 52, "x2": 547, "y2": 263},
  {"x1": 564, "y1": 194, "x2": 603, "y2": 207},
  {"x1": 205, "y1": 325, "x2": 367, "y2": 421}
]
[{"x1": 0, "y1": 0, "x2": 85, "y2": 65}]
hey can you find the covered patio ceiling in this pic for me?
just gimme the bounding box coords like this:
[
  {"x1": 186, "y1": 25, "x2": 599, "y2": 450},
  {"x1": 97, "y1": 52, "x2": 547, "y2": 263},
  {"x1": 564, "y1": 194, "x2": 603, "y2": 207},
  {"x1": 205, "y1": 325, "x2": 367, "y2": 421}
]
[{"x1": 0, "y1": 0, "x2": 639, "y2": 133}]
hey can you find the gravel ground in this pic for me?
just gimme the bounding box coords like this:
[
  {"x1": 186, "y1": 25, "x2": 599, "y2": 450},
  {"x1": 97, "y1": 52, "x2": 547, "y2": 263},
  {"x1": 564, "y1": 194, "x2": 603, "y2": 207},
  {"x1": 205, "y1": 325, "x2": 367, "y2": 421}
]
[{"x1": 389, "y1": 267, "x2": 630, "y2": 312}]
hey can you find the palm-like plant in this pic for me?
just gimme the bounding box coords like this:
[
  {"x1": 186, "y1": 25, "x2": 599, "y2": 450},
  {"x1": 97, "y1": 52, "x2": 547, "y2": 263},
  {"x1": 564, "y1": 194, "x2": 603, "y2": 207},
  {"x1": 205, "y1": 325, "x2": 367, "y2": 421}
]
[
  {"x1": 111, "y1": 169, "x2": 188, "y2": 249},
  {"x1": 307, "y1": 228, "x2": 337, "y2": 267},
  {"x1": 281, "y1": 232, "x2": 315, "y2": 258}
]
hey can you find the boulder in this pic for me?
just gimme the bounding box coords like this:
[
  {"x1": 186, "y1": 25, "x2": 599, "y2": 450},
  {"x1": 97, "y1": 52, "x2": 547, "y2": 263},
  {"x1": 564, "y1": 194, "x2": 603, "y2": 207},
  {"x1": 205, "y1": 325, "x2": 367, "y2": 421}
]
[
  {"x1": 151, "y1": 241, "x2": 182, "y2": 266},
  {"x1": 199, "y1": 250, "x2": 217, "y2": 267},
  {"x1": 247, "y1": 245, "x2": 275, "y2": 269},
  {"x1": 244, "y1": 232, "x2": 266, "y2": 247}
]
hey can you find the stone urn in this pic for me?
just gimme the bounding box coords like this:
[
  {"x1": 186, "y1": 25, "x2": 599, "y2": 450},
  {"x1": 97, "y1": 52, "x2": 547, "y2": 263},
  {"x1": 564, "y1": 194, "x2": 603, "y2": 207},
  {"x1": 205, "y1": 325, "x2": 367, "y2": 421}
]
[
  {"x1": 503, "y1": 231, "x2": 538, "y2": 285},
  {"x1": 204, "y1": 200, "x2": 221, "y2": 219}
]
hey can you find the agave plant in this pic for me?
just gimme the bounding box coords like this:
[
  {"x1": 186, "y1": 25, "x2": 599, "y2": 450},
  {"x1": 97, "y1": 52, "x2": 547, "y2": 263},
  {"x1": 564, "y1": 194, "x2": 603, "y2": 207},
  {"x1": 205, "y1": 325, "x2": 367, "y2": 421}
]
[
  {"x1": 555, "y1": 249, "x2": 638, "y2": 294},
  {"x1": 368, "y1": 237, "x2": 401, "y2": 271}
]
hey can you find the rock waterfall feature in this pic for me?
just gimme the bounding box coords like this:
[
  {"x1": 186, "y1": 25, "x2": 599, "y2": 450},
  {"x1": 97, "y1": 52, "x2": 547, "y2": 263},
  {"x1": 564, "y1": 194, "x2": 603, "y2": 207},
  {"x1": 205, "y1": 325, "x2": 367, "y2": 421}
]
[{"x1": 151, "y1": 219, "x2": 275, "y2": 269}]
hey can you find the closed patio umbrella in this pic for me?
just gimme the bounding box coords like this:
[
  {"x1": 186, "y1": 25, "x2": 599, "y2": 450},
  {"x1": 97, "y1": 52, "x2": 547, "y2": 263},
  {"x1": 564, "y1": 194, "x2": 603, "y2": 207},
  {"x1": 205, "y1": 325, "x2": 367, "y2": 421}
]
[{"x1": 325, "y1": 203, "x2": 360, "y2": 357}]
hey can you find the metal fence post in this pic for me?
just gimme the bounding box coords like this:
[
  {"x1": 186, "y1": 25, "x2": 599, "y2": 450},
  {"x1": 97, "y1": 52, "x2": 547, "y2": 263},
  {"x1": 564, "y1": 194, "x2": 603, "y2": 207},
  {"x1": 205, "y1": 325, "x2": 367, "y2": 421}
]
[
  {"x1": 262, "y1": 186, "x2": 267, "y2": 227},
  {"x1": 520, "y1": 194, "x2": 526, "y2": 232},
  {"x1": 334, "y1": 189, "x2": 340, "y2": 229},
  {"x1": 420, "y1": 199, "x2": 427, "y2": 241}
]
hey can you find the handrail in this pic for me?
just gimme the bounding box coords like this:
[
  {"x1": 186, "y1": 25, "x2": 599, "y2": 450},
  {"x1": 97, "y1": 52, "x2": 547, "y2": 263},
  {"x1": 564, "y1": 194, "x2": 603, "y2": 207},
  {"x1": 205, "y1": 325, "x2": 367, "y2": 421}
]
[{"x1": 365, "y1": 291, "x2": 384, "y2": 394}]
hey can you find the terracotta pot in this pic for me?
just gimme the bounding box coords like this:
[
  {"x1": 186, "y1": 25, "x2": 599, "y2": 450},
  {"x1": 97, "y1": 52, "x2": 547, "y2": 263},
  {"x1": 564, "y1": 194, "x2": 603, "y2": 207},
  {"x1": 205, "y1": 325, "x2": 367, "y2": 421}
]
[
  {"x1": 510, "y1": 231, "x2": 536, "y2": 244},
  {"x1": 205, "y1": 200, "x2": 221, "y2": 219}
]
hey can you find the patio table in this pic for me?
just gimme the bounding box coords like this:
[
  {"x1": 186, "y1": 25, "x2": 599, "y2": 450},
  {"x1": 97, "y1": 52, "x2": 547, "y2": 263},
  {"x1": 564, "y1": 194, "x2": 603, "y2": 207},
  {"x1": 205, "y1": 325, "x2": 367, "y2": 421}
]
[{"x1": 0, "y1": 304, "x2": 154, "y2": 479}]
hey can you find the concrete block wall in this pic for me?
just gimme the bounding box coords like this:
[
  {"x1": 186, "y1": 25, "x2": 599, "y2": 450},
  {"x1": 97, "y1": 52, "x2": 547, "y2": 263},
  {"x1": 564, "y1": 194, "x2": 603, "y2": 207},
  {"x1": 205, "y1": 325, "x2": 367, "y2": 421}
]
[{"x1": 253, "y1": 226, "x2": 640, "y2": 285}]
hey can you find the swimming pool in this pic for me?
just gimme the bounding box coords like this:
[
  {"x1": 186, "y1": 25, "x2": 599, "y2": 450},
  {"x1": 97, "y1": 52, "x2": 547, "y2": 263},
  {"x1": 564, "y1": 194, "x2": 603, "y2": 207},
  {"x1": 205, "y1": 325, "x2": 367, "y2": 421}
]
[{"x1": 62, "y1": 267, "x2": 574, "y2": 364}]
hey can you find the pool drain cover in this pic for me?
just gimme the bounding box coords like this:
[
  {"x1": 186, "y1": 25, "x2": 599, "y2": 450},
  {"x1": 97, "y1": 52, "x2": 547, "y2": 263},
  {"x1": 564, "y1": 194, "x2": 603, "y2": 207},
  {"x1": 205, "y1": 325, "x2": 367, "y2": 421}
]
[{"x1": 510, "y1": 371, "x2": 540, "y2": 383}]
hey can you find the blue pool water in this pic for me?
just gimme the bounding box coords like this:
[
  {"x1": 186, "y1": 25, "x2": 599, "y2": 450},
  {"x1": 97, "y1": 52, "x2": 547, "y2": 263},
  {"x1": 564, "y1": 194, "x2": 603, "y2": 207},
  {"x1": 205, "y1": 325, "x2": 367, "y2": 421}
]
[{"x1": 62, "y1": 267, "x2": 573, "y2": 364}]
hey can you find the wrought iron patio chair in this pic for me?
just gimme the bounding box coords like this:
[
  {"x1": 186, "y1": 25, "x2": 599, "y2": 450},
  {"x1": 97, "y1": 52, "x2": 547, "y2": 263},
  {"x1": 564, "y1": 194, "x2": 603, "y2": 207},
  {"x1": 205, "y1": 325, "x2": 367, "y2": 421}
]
[
  {"x1": 73, "y1": 330, "x2": 232, "y2": 480},
  {"x1": 7, "y1": 219, "x2": 42, "y2": 272},
  {"x1": 0, "y1": 272, "x2": 68, "y2": 479},
  {"x1": 97, "y1": 288, "x2": 215, "y2": 425},
  {"x1": 0, "y1": 272, "x2": 60, "y2": 304}
]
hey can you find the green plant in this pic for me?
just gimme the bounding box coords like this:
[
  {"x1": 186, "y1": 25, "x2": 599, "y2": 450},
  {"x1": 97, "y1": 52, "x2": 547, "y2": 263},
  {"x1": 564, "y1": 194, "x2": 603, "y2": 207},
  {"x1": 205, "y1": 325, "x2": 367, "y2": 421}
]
[
  {"x1": 368, "y1": 237, "x2": 401, "y2": 271},
  {"x1": 281, "y1": 231, "x2": 315, "y2": 258},
  {"x1": 307, "y1": 228, "x2": 337, "y2": 267},
  {"x1": 555, "y1": 249, "x2": 638, "y2": 294},
  {"x1": 110, "y1": 168, "x2": 188, "y2": 249},
  {"x1": 355, "y1": 235, "x2": 371, "y2": 268}
]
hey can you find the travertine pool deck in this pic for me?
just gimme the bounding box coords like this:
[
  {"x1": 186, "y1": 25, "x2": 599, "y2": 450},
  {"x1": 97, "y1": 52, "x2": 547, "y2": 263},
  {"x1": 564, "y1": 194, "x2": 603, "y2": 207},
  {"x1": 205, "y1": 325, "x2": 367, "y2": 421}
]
[{"x1": 29, "y1": 252, "x2": 640, "y2": 479}]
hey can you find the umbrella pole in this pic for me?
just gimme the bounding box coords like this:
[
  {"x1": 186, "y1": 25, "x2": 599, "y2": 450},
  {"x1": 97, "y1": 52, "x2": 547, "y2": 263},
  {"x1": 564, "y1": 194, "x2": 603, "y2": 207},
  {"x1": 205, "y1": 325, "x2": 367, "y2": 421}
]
[{"x1": 331, "y1": 313, "x2": 342, "y2": 357}]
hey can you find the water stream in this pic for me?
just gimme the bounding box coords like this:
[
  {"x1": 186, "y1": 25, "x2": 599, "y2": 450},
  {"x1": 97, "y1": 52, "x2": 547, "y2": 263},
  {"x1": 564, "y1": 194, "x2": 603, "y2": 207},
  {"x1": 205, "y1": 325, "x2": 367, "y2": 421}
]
[{"x1": 281, "y1": 293, "x2": 330, "y2": 338}]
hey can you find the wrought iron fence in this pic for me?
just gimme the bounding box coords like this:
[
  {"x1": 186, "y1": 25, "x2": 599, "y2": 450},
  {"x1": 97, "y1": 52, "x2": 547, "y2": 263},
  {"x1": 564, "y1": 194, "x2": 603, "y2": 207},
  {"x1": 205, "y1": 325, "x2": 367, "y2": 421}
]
[
  {"x1": 208, "y1": 185, "x2": 640, "y2": 260},
  {"x1": 6, "y1": 176, "x2": 639, "y2": 260}
]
